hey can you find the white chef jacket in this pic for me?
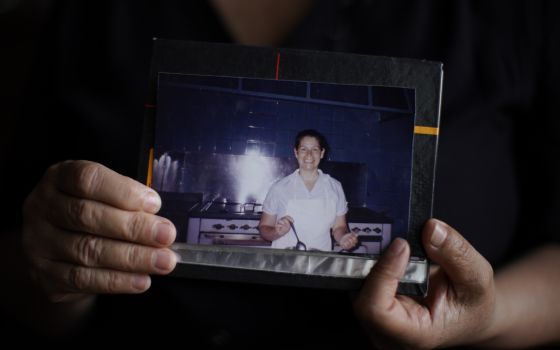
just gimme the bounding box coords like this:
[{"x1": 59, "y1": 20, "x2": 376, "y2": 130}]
[{"x1": 262, "y1": 169, "x2": 348, "y2": 250}]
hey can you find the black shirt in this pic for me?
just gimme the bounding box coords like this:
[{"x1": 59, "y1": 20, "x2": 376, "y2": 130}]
[{"x1": 4, "y1": 0, "x2": 560, "y2": 347}]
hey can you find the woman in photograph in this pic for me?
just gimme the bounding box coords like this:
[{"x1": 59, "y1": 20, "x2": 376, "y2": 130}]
[{"x1": 258, "y1": 129, "x2": 359, "y2": 251}]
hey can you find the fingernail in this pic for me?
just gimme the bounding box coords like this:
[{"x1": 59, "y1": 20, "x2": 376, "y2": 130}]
[
  {"x1": 431, "y1": 222, "x2": 447, "y2": 248},
  {"x1": 132, "y1": 275, "x2": 150, "y2": 291},
  {"x1": 153, "y1": 222, "x2": 173, "y2": 245},
  {"x1": 143, "y1": 191, "x2": 161, "y2": 213},
  {"x1": 153, "y1": 251, "x2": 173, "y2": 271},
  {"x1": 386, "y1": 238, "x2": 407, "y2": 256}
]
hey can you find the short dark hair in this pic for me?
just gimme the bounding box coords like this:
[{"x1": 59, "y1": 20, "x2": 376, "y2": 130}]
[{"x1": 294, "y1": 129, "x2": 329, "y2": 156}]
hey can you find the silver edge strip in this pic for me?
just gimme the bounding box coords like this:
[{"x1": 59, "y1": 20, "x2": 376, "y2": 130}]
[{"x1": 172, "y1": 243, "x2": 427, "y2": 284}]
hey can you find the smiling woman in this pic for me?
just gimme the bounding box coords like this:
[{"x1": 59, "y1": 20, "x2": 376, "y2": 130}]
[{"x1": 258, "y1": 129, "x2": 359, "y2": 252}]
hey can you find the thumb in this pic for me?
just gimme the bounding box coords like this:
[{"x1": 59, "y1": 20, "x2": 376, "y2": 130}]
[
  {"x1": 358, "y1": 238, "x2": 410, "y2": 310},
  {"x1": 423, "y1": 219, "x2": 493, "y2": 290}
]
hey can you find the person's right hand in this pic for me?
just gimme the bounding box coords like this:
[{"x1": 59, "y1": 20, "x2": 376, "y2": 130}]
[
  {"x1": 353, "y1": 219, "x2": 496, "y2": 349},
  {"x1": 275, "y1": 215, "x2": 294, "y2": 237},
  {"x1": 22, "y1": 160, "x2": 177, "y2": 303}
]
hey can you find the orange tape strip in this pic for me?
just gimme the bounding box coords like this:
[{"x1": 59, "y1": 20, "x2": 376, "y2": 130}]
[
  {"x1": 414, "y1": 126, "x2": 439, "y2": 135},
  {"x1": 146, "y1": 148, "x2": 154, "y2": 187}
]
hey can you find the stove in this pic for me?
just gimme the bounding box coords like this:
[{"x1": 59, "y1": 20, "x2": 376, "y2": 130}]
[
  {"x1": 185, "y1": 201, "x2": 392, "y2": 254},
  {"x1": 186, "y1": 201, "x2": 271, "y2": 248},
  {"x1": 333, "y1": 207, "x2": 392, "y2": 255}
]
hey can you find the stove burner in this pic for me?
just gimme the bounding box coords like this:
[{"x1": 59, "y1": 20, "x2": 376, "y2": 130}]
[{"x1": 200, "y1": 200, "x2": 263, "y2": 215}]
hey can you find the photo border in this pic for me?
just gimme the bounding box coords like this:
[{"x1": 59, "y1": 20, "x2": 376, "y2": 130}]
[{"x1": 138, "y1": 39, "x2": 443, "y2": 295}]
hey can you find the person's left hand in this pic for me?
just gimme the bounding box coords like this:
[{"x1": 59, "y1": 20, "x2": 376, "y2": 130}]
[
  {"x1": 353, "y1": 219, "x2": 496, "y2": 349},
  {"x1": 339, "y1": 232, "x2": 359, "y2": 250}
]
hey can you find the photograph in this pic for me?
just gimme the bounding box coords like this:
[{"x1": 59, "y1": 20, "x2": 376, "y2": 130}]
[
  {"x1": 139, "y1": 39, "x2": 442, "y2": 293},
  {"x1": 152, "y1": 73, "x2": 415, "y2": 258}
]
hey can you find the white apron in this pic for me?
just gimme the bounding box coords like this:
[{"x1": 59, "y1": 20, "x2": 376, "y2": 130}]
[{"x1": 271, "y1": 193, "x2": 337, "y2": 251}]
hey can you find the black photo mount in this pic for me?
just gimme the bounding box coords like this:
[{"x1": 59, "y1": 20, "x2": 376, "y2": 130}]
[{"x1": 138, "y1": 39, "x2": 443, "y2": 296}]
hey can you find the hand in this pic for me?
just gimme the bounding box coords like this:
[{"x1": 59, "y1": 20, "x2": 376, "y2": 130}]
[
  {"x1": 353, "y1": 219, "x2": 496, "y2": 349},
  {"x1": 22, "y1": 160, "x2": 177, "y2": 303},
  {"x1": 338, "y1": 232, "x2": 359, "y2": 250},
  {"x1": 275, "y1": 215, "x2": 294, "y2": 237}
]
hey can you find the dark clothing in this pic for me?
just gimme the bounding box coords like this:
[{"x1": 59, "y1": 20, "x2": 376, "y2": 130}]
[{"x1": 3, "y1": 0, "x2": 560, "y2": 347}]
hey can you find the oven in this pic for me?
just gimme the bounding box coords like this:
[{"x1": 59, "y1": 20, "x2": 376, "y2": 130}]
[
  {"x1": 333, "y1": 207, "x2": 392, "y2": 255},
  {"x1": 186, "y1": 201, "x2": 271, "y2": 248},
  {"x1": 185, "y1": 202, "x2": 391, "y2": 253}
]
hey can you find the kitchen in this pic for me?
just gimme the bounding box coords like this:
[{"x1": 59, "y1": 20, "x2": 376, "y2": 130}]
[{"x1": 152, "y1": 72, "x2": 414, "y2": 255}]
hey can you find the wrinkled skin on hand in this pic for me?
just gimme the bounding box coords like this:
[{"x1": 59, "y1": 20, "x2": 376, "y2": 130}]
[
  {"x1": 22, "y1": 160, "x2": 177, "y2": 303},
  {"x1": 354, "y1": 219, "x2": 496, "y2": 349}
]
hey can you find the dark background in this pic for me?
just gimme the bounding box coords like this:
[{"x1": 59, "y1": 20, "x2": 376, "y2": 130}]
[{"x1": 2, "y1": 1, "x2": 560, "y2": 348}]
